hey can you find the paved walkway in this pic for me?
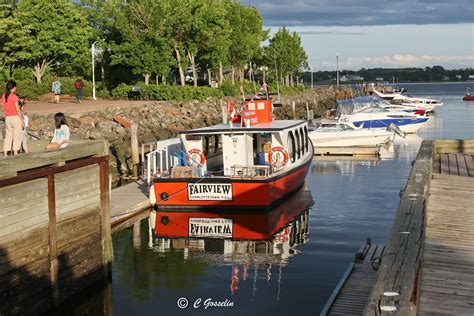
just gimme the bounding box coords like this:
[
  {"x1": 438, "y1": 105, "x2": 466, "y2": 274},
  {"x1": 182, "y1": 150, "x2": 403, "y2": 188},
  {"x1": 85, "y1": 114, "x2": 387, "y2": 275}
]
[{"x1": 25, "y1": 97, "x2": 154, "y2": 115}]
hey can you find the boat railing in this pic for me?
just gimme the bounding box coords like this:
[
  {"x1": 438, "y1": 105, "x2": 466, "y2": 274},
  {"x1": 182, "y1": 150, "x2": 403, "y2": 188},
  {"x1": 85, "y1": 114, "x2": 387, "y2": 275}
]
[{"x1": 144, "y1": 138, "x2": 181, "y2": 185}]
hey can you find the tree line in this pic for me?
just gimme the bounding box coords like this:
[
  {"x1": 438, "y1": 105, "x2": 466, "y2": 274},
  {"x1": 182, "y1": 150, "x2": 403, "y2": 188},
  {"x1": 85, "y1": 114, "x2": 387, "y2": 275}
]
[
  {"x1": 1, "y1": 0, "x2": 308, "y2": 91},
  {"x1": 302, "y1": 66, "x2": 473, "y2": 83}
]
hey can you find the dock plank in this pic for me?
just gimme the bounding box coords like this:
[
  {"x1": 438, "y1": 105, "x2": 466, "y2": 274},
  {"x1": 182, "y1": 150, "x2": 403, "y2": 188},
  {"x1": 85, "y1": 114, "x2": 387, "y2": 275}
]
[
  {"x1": 110, "y1": 180, "x2": 150, "y2": 230},
  {"x1": 465, "y1": 154, "x2": 474, "y2": 176},
  {"x1": 418, "y1": 171, "x2": 474, "y2": 316},
  {"x1": 448, "y1": 153, "x2": 459, "y2": 175},
  {"x1": 456, "y1": 154, "x2": 469, "y2": 177},
  {"x1": 440, "y1": 153, "x2": 449, "y2": 174}
]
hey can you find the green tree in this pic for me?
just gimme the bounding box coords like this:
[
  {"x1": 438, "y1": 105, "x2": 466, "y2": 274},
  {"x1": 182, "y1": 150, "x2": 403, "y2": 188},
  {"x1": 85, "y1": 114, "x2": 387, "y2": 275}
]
[
  {"x1": 264, "y1": 27, "x2": 308, "y2": 86},
  {"x1": 111, "y1": 1, "x2": 175, "y2": 85},
  {"x1": 0, "y1": 1, "x2": 33, "y2": 77},
  {"x1": 13, "y1": 0, "x2": 93, "y2": 83},
  {"x1": 225, "y1": 1, "x2": 267, "y2": 83}
]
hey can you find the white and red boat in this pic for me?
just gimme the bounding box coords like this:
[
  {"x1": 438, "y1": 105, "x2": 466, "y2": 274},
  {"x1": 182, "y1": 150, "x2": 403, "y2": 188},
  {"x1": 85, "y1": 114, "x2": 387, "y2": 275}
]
[{"x1": 148, "y1": 98, "x2": 313, "y2": 214}]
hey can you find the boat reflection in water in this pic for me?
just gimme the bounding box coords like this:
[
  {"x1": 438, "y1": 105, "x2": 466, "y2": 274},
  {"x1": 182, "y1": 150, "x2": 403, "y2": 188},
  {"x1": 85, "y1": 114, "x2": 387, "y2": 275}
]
[{"x1": 150, "y1": 185, "x2": 313, "y2": 295}]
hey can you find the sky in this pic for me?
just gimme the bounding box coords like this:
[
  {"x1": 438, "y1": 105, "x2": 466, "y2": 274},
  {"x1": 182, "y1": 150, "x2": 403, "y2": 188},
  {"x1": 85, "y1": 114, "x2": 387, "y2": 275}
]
[{"x1": 241, "y1": 0, "x2": 474, "y2": 71}]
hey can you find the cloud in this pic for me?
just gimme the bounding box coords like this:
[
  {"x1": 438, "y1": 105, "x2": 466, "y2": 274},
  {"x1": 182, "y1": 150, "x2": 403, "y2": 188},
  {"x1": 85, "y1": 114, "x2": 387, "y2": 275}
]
[
  {"x1": 342, "y1": 54, "x2": 474, "y2": 69},
  {"x1": 241, "y1": 0, "x2": 473, "y2": 26},
  {"x1": 297, "y1": 30, "x2": 366, "y2": 35}
]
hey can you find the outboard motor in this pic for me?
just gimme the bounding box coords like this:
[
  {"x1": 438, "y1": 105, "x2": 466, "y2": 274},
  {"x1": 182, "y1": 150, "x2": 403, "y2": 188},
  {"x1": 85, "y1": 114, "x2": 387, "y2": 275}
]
[{"x1": 386, "y1": 123, "x2": 406, "y2": 138}]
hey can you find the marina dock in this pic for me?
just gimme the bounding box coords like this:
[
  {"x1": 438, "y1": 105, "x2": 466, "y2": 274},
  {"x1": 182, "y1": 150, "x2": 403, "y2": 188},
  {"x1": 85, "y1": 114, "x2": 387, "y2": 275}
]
[
  {"x1": 110, "y1": 181, "x2": 150, "y2": 233},
  {"x1": 365, "y1": 140, "x2": 474, "y2": 315},
  {"x1": 0, "y1": 141, "x2": 113, "y2": 315}
]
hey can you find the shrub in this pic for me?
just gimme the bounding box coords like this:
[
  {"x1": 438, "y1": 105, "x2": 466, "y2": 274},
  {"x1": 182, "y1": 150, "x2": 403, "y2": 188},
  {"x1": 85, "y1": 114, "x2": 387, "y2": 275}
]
[{"x1": 111, "y1": 84, "x2": 223, "y2": 101}]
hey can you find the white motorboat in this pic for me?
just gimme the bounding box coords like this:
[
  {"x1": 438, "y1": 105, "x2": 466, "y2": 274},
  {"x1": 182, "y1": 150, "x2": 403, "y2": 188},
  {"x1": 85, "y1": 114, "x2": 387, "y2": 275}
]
[
  {"x1": 372, "y1": 90, "x2": 442, "y2": 110},
  {"x1": 309, "y1": 123, "x2": 393, "y2": 147},
  {"x1": 338, "y1": 106, "x2": 430, "y2": 133}
]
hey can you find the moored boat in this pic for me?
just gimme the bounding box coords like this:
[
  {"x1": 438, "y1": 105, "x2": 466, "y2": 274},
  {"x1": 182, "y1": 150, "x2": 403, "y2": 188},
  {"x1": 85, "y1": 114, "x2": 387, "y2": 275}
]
[
  {"x1": 148, "y1": 97, "x2": 313, "y2": 212},
  {"x1": 463, "y1": 88, "x2": 474, "y2": 101},
  {"x1": 308, "y1": 123, "x2": 393, "y2": 147}
]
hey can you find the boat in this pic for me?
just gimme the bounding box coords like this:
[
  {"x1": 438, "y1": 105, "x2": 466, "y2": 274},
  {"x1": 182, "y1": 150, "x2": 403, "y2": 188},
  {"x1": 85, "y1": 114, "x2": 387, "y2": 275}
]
[
  {"x1": 463, "y1": 88, "x2": 474, "y2": 101},
  {"x1": 147, "y1": 97, "x2": 313, "y2": 213},
  {"x1": 338, "y1": 106, "x2": 430, "y2": 133},
  {"x1": 150, "y1": 184, "x2": 313, "y2": 241},
  {"x1": 372, "y1": 90, "x2": 443, "y2": 110},
  {"x1": 308, "y1": 123, "x2": 394, "y2": 147}
]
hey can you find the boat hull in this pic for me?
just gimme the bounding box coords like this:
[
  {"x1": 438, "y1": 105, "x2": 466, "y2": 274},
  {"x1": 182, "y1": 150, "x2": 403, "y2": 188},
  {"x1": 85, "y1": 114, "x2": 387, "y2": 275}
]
[
  {"x1": 310, "y1": 130, "x2": 392, "y2": 147},
  {"x1": 153, "y1": 185, "x2": 314, "y2": 240},
  {"x1": 352, "y1": 117, "x2": 429, "y2": 133},
  {"x1": 152, "y1": 154, "x2": 312, "y2": 212},
  {"x1": 463, "y1": 95, "x2": 474, "y2": 101}
]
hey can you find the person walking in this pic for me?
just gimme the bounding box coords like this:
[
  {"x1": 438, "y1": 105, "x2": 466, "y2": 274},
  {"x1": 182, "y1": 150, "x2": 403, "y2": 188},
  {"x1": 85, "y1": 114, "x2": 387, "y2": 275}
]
[
  {"x1": 19, "y1": 100, "x2": 29, "y2": 154},
  {"x1": 52, "y1": 79, "x2": 61, "y2": 103},
  {"x1": 74, "y1": 77, "x2": 84, "y2": 103},
  {"x1": 1, "y1": 80, "x2": 24, "y2": 157}
]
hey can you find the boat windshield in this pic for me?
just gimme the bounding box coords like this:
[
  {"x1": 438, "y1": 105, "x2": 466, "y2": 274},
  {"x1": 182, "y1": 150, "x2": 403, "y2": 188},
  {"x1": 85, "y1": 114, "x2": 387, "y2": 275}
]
[
  {"x1": 357, "y1": 107, "x2": 388, "y2": 113},
  {"x1": 317, "y1": 123, "x2": 355, "y2": 132}
]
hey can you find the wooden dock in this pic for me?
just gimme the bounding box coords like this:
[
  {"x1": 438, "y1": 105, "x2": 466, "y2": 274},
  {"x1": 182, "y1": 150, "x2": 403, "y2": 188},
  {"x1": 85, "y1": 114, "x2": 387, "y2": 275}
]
[
  {"x1": 321, "y1": 240, "x2": 385, "y2": 316},
  {"x1": 314, "y1": 146, "x2": 380, "y2": 157},
  {"x1": 0, "y1": 140, "x2": 113, "y2": 315},
  {"x1": 365, "y1": 140, "x2": 474, "y2": 315},
  {"x1": 110, "y1": 180, "x2": 151, "y2": 233}
]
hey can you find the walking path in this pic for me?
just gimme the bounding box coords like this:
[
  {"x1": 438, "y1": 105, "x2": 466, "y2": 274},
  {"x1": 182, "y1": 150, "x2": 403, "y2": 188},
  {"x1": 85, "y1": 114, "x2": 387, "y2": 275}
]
[{"x1": 25, "y1": 97, "x2": 154, "y2": 115}]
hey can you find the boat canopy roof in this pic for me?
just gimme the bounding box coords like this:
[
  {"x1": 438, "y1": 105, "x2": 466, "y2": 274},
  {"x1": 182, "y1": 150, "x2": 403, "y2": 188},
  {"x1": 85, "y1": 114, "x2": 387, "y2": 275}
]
[
  {"x1": 336, "y1": 95, "x2": 389, "y2": 116},
  {"x1": 180, "y1": 120, "x2": 307, "y2": 135}
]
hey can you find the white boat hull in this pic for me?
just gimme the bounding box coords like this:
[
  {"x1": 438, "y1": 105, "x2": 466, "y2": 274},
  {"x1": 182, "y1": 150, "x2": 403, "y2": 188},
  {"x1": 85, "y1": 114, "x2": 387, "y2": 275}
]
[{"x1": 309, "y1": 130, "x2": 392, "y2": 147}]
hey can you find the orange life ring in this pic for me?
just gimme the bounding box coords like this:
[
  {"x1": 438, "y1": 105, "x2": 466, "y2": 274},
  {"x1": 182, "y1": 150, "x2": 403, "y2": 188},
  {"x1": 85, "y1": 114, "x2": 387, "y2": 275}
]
[
  {"x1": 187, "y1": 149, "x2": 206, "y2": 165},
  {"x1": 268, "y1": 146, "x2": 289, "y2": 167}
]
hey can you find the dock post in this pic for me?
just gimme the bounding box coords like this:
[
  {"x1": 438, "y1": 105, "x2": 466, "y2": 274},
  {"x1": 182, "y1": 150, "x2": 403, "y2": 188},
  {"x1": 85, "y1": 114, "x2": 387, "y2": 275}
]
[
  {"x1": 131, "y1": 123, "x2": 139, "y2": 178},
  {"x1": 292, "y1": 101, "x2": 296, "y2": 119},
  {"x1": 100, "y1": 159, "x2": 113, "y2": 278},
  {"x1": 133, "y1": 220, "x2": 141, "y2": 249},
  {"x1": 221, "y1": 99, "x2": 228, "y2": 124},
  {"x1": 47, "y1": 173, "x2": 59, "y2": 304}
]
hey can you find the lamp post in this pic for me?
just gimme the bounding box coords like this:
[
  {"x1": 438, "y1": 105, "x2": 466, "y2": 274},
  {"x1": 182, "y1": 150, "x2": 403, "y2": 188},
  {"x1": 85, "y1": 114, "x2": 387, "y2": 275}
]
[
  {"x1": 91, "y1": 41, "x2": 98, "y2": 100},
  {"x1": 336, "y1": 53, "x2": 339, "y2": 87}
]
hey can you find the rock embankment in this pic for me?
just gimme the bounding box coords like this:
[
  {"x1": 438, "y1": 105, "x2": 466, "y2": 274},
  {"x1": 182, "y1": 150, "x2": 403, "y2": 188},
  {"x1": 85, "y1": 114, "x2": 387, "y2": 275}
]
[{"x1": 27, "y1": 87, "x2": 338, "y2": 185}]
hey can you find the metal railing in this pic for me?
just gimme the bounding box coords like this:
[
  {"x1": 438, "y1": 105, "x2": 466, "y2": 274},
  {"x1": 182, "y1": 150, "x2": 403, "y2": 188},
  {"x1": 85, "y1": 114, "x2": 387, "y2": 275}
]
[{"x1": 144, "y1": 138, "x2": 181, "y2": 185}]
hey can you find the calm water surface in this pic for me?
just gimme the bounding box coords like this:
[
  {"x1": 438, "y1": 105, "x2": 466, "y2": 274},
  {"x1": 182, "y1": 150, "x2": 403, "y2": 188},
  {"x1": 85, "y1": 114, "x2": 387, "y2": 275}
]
[{"x1": 56, "y1": 82, "x2": 474, "y2": 315}]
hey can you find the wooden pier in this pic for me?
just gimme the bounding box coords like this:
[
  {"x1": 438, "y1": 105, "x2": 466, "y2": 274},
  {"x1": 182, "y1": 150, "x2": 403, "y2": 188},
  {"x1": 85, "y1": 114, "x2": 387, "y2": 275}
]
[
  {"x1": 321, "y1": 239, "x2": 385, "y2": 316},
  {"x1": 314, "y1": 146, "x2": 380, "y2": 157},
  {"x1": 0, "y1": 140, "x2": 113, "y2": 315},
  {"x1": 110, "y1": 180, "x2": 150, "y2": 233},
  {"x1": 365, "y1": 140, "x2": 474, "y2": 315}
]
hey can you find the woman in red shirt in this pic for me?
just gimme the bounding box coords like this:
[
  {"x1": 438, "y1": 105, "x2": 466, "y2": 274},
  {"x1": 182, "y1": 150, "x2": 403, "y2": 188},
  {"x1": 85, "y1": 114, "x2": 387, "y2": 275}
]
[{"x1": 2, "y1": 80, "x2": 25, "y2": 157}]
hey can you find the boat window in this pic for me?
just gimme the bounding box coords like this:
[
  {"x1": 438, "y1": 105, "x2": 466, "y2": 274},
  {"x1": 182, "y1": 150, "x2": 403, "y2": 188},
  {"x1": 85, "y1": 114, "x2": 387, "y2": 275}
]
[
  {"x1": 300, "y1": 127, "x2": 305, "y2": 154},
  {"x1": 288, "y1": 131, "x2": 296, "y2": 163},
  {"x1": 204, "y1": 135, "x2": 222, "y2": 157},
  {"x1": 304, "y1": 126, "x2": 309, "y2": 151},
  {"x1": 185, "y1": 134, "x2": 201, "y2": 141},
  {"x1": 294, "y1": 129, "x2": 301, "y2": 159}
]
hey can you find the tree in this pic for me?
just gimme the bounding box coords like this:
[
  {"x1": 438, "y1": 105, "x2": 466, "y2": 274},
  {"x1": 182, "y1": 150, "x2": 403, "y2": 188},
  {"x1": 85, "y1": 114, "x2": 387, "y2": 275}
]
[
  {"x1": 111, "y1": 1, "x2": 175, "y2": 85},
  {"x1": 0, "y1": 1, "x2": 33, "y2": 77},
  {"x1": 225, "y1": 2, "x2": 267, "y2": 83},
  {"x1": 14, "y1": 0, "x2": 93, "y2": 83},
  {"x1": 264, "y1": 27, "x2": 308, "y2": 86}
]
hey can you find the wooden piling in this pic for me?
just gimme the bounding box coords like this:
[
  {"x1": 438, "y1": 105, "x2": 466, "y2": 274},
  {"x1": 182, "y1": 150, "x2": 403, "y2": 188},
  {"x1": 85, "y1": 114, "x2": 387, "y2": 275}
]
[
  {"x1": 131, "y1": 123, "x2": 139, "y2": 178},
  {"x1": 292, "y1": 101, "x2": 296, "y2": 119}
]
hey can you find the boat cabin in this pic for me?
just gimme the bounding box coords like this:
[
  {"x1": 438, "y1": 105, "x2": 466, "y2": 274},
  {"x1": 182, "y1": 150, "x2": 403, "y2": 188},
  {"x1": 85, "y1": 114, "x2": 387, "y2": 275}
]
[{"x1": 180, "y1": 120, "x2": 310, "y2": 177}]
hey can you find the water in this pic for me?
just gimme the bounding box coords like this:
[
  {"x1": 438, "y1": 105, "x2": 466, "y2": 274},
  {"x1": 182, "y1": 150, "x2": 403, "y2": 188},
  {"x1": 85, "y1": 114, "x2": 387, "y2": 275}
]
[{"x1": 56, "y1": 82, "x2": 474, "y2": 315}]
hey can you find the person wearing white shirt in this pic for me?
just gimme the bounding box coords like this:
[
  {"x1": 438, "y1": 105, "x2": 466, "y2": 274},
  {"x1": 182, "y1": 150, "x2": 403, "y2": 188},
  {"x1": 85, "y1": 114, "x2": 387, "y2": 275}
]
[{"x1": 46, "y1": 112, "x2": 70, "y2": 150}]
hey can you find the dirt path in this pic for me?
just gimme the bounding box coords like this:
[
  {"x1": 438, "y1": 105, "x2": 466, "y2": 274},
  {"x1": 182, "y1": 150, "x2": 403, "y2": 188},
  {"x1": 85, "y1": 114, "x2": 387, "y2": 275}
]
[{"x1": 25, "y1": 97, "x2": 154, "y2": 115}]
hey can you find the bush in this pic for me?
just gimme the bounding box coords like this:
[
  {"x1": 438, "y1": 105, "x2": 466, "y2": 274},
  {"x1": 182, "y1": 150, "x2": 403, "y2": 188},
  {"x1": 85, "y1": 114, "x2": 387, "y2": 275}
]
[{"x1": 111, "y1": 84, "x2": 223, "y2": 101}]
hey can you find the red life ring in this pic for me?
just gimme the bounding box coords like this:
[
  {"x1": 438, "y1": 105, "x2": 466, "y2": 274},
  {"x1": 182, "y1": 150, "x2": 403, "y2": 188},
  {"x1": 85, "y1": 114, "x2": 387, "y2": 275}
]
[
  {"x1": 268, "y1": 146, "x2": 289, "y2": 167},
  {"x1": 187, "y1": 148, "x2": 206, "y2": 165}
]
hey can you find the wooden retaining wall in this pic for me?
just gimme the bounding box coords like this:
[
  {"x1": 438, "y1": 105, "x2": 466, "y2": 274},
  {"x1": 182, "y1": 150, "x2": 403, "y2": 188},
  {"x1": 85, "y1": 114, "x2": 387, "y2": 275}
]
[{"x1": 0, "y1": 141, "x2": 112, "y2": 315}]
